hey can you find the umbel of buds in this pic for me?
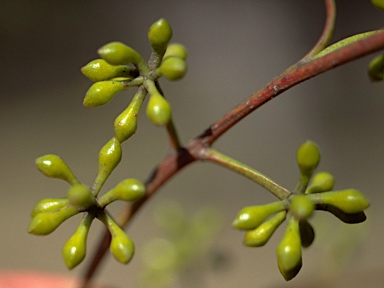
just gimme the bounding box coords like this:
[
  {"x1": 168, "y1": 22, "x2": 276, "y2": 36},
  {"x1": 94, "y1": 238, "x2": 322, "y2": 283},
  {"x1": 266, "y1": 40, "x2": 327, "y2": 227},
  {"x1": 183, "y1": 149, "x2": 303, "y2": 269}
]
[
  {"x1": 29, "y1": 138, "x2": 146, "y2": 269},
  {"x1": 232, "y1": 140, "x2": 369, "y2": 281}
]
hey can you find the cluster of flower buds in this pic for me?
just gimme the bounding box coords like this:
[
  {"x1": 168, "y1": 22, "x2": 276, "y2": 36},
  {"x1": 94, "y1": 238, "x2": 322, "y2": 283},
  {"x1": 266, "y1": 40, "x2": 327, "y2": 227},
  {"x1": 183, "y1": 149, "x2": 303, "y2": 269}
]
[
  {"x1": 29, "y1": 137, "x2": 146, "y2": 269},
  {"x1": 80, "y1": 18, "x2": 187, "y2": 143},
  {"x1": 29, "y1": 18, "x2": 189, "y2": 270},
  {"x1": 232, "y1": 141, "x2": 369, "y2": 280}
]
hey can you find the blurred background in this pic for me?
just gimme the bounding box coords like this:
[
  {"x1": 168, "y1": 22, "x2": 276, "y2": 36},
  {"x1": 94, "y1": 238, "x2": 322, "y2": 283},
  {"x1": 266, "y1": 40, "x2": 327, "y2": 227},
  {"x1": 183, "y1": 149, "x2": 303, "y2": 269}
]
[{"x1": 1, "y1": 1, "x2": 383, "y2": 287}]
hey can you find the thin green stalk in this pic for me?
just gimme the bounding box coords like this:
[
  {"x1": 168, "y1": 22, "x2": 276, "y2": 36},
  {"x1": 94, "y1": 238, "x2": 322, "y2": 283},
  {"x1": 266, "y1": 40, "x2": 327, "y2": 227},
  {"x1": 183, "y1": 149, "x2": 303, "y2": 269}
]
[
  {"x1": 294, "y1": 174, "x2": 311, "y2": 194},
  {"x1": 203, "y1": 148, "x2": 291, "y2": 200},
  {"x1": 304, "y1": 0, "x2": 336, "y2": 57}
]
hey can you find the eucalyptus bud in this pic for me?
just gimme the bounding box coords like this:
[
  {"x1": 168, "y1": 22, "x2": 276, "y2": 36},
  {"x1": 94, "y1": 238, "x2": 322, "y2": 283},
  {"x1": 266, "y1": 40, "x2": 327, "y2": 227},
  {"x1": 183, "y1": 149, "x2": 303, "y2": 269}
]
[
  {"x1": 67, "y1": 184, "x2": 95, "y2": 209},
  {"x1": 244, "y1": 211, "x2": 286, "y2": 247},
  {"x1": 233, "y1": 201, "x2": 287, "y2": 230},
  {"x1": 305, "y1": 171, "x2": 335, "y2": 194},
  {"x1": 296, "y1": 141, "x2": 320, "y2": 177},
  {"x1": 31, "y1": 198, "x2": 70, "y2": 217},
  {"x1": 98, "y1": 178, "x2": 146, "y2": 207},
  {"x1": 62, "y1": 213, "x2": 93, "y2": 269},
  {"x1": 114, "y1": 94, "x2": 144, "y2": 143},
  {"x1": 83, "y1": 81, "x2": 126, "y2": 107},
  {"x1": 158, "y1": 56, "x2": 187, "y2": 81},
  {"x1": 164, "y1": 43, "x2": 187, "y2": 60},
  {"x1": 97, "y1": 212, "x2": 135, "y2": 264},
  {"x1": 148, "y1": 18, "x2": 172, "y2": 54},
  {"x1": 308, "y1": 189, "x2": 369, "y2": 214},
  {"x1": 146, "y1": 92, "x2": 172, "y2": 126},
  {"x1": 28, "y1": 206, "x2": 78, "y2": 235},
  {"x1": 276, "y1": 217, "x2": 302, "y2": 281},
  {"x1": 93, "y1": 137, "x2": 122, "y2": 194},
  {"x1": 289, "y1": 195, "x2": 314, "y2": 221},
  {"x1": 98, "y1": 42, "x2": 142, "y2": 65},
  {"x1": 35, "y1": 154, "x2": 78, "y2": 185},
  {"x1": 81, "y1": 59, "x2": 133, "y2": 82}
]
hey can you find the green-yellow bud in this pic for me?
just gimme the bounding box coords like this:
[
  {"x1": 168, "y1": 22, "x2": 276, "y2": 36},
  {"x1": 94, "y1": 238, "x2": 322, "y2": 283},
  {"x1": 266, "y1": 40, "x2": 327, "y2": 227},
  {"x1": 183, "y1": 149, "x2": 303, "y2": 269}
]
[
  {"x1": 31, "y1": 198, "x2": 70, "y2": 217},
  {"x1": 371, "y1": 0, "x2": 384, "y2": 10},
  {"x1": 81, "y1": 59, "x2": 133, "y2": 82},
  {"x1": 28, "y1": 205, "x2": 78, "y2": 235},
  {"x1": 83, "y1": 81, "x2": 126, "y2": 107},
  {"x1": 67, "y1": 184, "x2": 95, "y2": 209},
  {"x1": 296, "y1": 141, "x2": 320, "y2": 177},
  {"x1": 62, "y1": 214, "x2": 93, "y2": 269},
  {"x1": 98, "y1": 42, "x2": 142, "y2": 65},
  {"x1": 232, "y1": 201, "x2": 287, "y2": 230},
  {"x1": 244, "y1": 211, "x2": 286, "y2": 247},
  {"x1": 35, "y1": 154, "x2": 78, "y2": 185},
  {"x1": 98, "y1": 178, "x2": 146, "y2": 207},
  {"x1": 98, "y1": 137, "x2": 122, "y2": 176},
  {"x1": 92, "y1": 137, "x2": 122, "y2": 194},
  {"x1": 110, "y1": 228, "x2": 135, "y2": 264},
  {"x1": 308, "y1": 189, "x2": 369, "y2": 214},
  {"x1": 305, "y1": 171, "x2": 335, "y2": 194},
  {"x1": 146, "y1": 93, "x2": 172, "y2": 126},
  {"x1": 164, "y1": 43, "x2": 188, "y2": 60},
  {"x1": 114, "y1": 94, "x2": 145, "y2": 143},
  {"x1": 158, "y1": 56, "x2": 187, "y2": 81},
  {"x1": 276, "y1": 217, "x2": 302, "y2": 281},
  {"x1": 99, "y1": 212, "x2": 135, "y2": 264},
  {"x1": 368, "y1": 54, "x2": 384, "y2": 81},
  {"x1": 289, "y1": 195, "x2": 314, "y2": 221},
  {"x1": 148, "y1": 18, "x2": 172, "y2": 54},
  {"x1": 299, "y1": 220, "x2": 315, "y2": 248}
]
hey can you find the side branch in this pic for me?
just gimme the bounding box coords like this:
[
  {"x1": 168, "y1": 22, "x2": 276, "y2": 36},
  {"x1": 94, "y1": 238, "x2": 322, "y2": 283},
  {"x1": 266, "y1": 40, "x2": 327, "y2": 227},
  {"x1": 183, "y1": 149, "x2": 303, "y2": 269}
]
[{"x1": 198, "y1": 30, "x2": 384, "y2": 146}]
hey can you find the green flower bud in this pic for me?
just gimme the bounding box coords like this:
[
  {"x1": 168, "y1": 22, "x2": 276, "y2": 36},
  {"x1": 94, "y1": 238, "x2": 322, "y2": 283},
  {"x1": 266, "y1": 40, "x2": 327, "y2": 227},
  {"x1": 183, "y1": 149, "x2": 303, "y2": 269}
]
[
  {"x1": 35, "y1": 154, "x2": 78, "y2": 185},
  {"x1": 98, "y1": 42, "x2": 142, "y2": 65},
  {"x1": 110, "y1": 228, "x2": 135, "y2": 264},
  {"x1": 163, "y1": 43, "x2": 187, "y2": 60},
  {"x1": 98, "y1": 211, "x2": 135, "y2": 264},
  {"x1": 289, "y1": 195, "x2": 314, "y2": 221},
  {"x1": 114, "y1": 92, "x2": 145, "y2": 143},
  {"x1": 67, "y1": 184, "x2": 95, "y2": 209},
  {"x1": 83, "y1": 81, "x2": 126, "y2": 107},
  {"x1": 309, "y1": 189, "x2": 369, "y2": 214},
  {"x1": 244, "y1": 211, "x2": 286, "y2": 247},
  {"x1": 371, "y1": 0, "x2": 384, "y2": 10},
  {"x1": 28, "y1": 206, "x2": 78, "y2": 235},
  {"x1": 305, "y1": 171, "x2": 335, "y2": 194},
  {"x1": 232, "y1": 201, "x2": 287, "y2": 230},
  {"x1": 158, "y1": 56, "x2": 187, "y2": 81},
  {"x1": 62, "y1": 213, "x2": 93, "y2": 269},
  {"x1": 146, "y1": 93, "x2": 172, "y2": 126},
  {"x1": 276, "y1": 217, "x2": 302, "y2": 281},
  {"x1": 148, "y1": 18, "x2": 172, "y2": 54},
  {"x1": 98, "y1": 178, "x2": 146, "y2": 207},
  {"x1": 31, "y1": 198, "x2": 70, "y2": 217},
  {"x1": 113, "y1": 178, "x2": 145, "y2": 201},
  {"x1": 299, "y1": 220, "x2": 315, "y2": 248},
  {"x1": 93, "y1": 138, "x2": 122, "y2": 194},
  {"x1": 296, "y1": 141, "x2": 320, "y2": 177},
  {"x1": 368, "y1": 54, "x2": 384, "y2": 81},
  {"x1": 81, "y1": 59, "x2": 133, "y2": 82}
]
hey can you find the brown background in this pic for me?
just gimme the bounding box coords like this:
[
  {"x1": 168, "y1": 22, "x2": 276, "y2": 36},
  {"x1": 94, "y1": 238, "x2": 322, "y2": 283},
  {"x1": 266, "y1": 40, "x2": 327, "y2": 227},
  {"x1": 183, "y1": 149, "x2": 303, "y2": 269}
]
[{"x1": 1, "y1": 1, "x2": 383, "y2": 287}]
